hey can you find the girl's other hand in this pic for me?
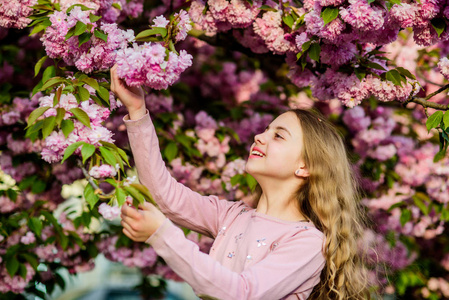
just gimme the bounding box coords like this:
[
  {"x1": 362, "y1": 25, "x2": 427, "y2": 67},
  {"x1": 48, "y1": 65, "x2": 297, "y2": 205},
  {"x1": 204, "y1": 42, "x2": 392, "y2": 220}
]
[
  {"x1": 120, "y1": 198, "x2": 167, "y2": 242},
  {"x1": 110, "y1": 64, "x2": 146, "y2": 120}
]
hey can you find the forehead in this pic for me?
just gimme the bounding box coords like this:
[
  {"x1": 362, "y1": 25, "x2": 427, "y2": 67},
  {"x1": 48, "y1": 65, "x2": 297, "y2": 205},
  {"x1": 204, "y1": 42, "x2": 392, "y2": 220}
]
[{"x1": 271, "y1": 111, "x2": 303, "y2": 138}]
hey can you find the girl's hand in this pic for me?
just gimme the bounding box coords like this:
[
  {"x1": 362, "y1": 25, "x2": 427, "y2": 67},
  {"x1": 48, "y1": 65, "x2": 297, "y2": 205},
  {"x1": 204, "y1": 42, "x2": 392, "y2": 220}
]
[
  {"x1": 120, "y1": 199, "x2": 167, "y2": 242},
  {"x1": 110, "y1": 64, "x2": 146, "y2": 120}
]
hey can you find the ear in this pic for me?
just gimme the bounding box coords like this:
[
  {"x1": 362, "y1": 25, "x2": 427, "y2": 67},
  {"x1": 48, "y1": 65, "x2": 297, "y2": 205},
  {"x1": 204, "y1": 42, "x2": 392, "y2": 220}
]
[{"x1": 295, "y1": 164, "x2": 309, "y2": 178}]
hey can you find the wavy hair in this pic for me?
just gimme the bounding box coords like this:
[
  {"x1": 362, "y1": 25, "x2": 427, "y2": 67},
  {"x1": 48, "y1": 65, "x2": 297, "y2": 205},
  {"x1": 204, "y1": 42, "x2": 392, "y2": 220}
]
[{"x1": 253, "y1": 109, "x2": 371, "y2": 299}]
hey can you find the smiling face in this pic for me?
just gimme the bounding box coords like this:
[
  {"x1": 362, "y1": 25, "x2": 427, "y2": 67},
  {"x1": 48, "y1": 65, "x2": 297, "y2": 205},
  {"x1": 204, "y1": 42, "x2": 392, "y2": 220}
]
[{"x1": 245, "y1": 111, "x2": 307, "y2": 181}]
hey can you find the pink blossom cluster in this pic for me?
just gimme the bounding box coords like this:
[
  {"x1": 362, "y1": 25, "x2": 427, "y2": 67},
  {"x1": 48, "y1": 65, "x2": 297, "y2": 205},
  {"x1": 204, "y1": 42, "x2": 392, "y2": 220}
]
[
  {"x1": 89, "y1": 164, "x2": 117, "y2": 179},
  {"x1": 189, "y1": 0, "x2": 262, "y2": 37},
  {"x1": 56, "y1": 0, "x2": 143, "y2": 23},
  {"x1": 195, "y1": 111, "x2": 231, "y2": 170},
  {"x1": 98, "y1": 203, "x2": 121, "y2": 220},
  {"x1": 41, "y1": 7, "x2": 135, "y2": 73},
  {"x1": 38, "y1": 88, "x2": 115, "y2": 163},
  {"x1": 0, "y1": 0, "x2": 37, "y2": 29},
  {"x1": 0, "y1": 263, "x2": 35, "y2": 294},
  {"x1": 438, "y1": 57, "x2": 449, "y2": 80},
  {"x1": 253, "y1": 11, "x2": 298, "y2": 54},
  {"x1": 311, "y1": 69, "x2": 417, "y2": 107},
  {"x1": 115, "y1": 42, "x2": 192, "y2": 89},
  {"x1": 343, "y1": 106, "x2": 449, "y2": 238},
  {"x1": 422, "y1": 278, "x2": 449, "y2": 298}
]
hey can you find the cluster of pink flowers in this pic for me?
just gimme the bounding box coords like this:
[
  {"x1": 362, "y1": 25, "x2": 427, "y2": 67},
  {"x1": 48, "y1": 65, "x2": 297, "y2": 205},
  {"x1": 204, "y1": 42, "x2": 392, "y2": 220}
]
[
  {"x1": 98, "y1": 203, "x2": 121, "y2": 220},
  {"x1": 55, "y1": 0, "x2": 143, "y2": 23},
  {"x1": 115, "y1": 42, "x2": 192, "y2": 89},
  {"x1": 38, "y1": 87, "x2": 115, "y2": 163},
  {"x1": 438, "y1": 57, "x2": 449, "y2": 80},
  {"x1": 0, "y1": 263, "x2": 35, "y2": 293},
  {"x1": 189, "y1": 0, "x2": 262, "y2": 36},
  {"x1": 311, "y1": 69, "x2": 417, "y2": 107},
  {"x1": 41, "y1": 7, "x2": 135, "y2": 73},
  {"x1": 343, "y1": 105, "x2": 449, "y2": 239},
  {"x1": 0, "y1": 0, "x2": 37, "y2": 29},
  {"x1": 253, "y1": 11, "x2": 298, "y2": 54},
  {"x1": 89, "y1": 164, "x2": 117, "y2": 179}
]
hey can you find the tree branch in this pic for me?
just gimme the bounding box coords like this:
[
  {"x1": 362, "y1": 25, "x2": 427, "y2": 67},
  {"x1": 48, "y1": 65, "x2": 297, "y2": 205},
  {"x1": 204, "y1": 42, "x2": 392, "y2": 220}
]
[
  {"x1": 405, "y1": 84, "x2": 449, "y2": 111},
  {"x1": 77, "y1": 160, "x2": 115, "y2": 198}
]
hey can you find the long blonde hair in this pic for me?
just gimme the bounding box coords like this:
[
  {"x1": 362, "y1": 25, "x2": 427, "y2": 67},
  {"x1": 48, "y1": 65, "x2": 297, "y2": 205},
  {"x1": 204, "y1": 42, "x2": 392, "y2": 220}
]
[{"x1": 254, "y1": 109, "x2": 371, "y2": 299}]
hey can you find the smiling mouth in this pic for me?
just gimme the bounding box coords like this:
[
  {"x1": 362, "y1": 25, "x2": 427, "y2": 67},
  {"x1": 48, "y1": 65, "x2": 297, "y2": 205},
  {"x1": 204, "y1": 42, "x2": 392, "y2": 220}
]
[{"x1": 249, "y1": 150, "x2": 265, "y2": 157}]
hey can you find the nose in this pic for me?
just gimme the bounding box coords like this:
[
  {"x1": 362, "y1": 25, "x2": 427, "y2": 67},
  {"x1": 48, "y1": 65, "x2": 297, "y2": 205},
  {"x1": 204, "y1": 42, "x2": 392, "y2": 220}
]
[{"x1": 254, "y1": 131, "x2": 266, "y2": 145}]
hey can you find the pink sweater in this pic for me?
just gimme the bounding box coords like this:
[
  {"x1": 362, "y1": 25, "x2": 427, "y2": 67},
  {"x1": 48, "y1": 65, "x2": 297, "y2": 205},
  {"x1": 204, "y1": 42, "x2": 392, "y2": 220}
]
[{"x1": 124, "y1": 113, "x2": 326, "y2": 300}]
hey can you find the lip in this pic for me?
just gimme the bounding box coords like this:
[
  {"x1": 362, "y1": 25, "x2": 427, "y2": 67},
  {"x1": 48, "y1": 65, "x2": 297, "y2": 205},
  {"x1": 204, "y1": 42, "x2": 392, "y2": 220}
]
[{"x1": 249, "y1": 146, "x2": 266, "y2": 159}]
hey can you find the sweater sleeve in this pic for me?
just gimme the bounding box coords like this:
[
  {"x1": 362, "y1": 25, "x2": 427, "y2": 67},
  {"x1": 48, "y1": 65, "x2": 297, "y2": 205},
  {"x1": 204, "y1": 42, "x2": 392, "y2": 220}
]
[
  {"x1": 147, "y1": 219, "x2": 325, "y2": 300},
  {"x1": 124, "y1": 112, "x2": 236, "y2": 238}
]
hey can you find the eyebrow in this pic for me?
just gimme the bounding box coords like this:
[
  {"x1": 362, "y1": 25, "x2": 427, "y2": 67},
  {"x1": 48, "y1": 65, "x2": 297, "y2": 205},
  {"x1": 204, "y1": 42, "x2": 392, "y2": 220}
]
[{"x1": 266, "y1": 125, "x2": 292, "y2": 137}]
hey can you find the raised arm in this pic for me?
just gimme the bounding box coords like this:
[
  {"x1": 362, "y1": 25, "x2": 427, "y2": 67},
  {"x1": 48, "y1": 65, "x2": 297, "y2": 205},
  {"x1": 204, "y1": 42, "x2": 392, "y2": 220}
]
[{"x1": 111, "y1": 66, "x2": 234, "y2": 237}]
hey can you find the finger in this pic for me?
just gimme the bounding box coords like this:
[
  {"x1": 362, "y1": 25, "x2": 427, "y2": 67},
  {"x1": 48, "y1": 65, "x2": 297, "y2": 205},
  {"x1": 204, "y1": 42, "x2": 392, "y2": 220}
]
[
  {"x1": 138, "y1": 201, "x2": 154, "y2": 211},
  {"x1": 121, "y1": 204, "x2": 140, "y2": 219},
  {"x1": 122, "y1": 228, "x2": 136, "y2": 241}
]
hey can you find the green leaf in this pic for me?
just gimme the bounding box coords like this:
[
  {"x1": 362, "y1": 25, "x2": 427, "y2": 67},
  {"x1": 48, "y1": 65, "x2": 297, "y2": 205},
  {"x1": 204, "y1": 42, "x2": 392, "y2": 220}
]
[
  {"x1": 26, "y1": 106, "x2": 50, "y2": 128},
  {"x1": 78, "y1": 86, "x2": 91, "y2": 101},
  {"x1": 42, "y1": 116, "x2": 56, "y2": 139},
  {"x1": 20, "y1": 253, "x2": 38, "y2": 270},
  {"x1": 385, "y1": 69, "x2": 403, "y2": 86},
  {"x1": 354, "y1": 68, "x2": 366, "y2": 81},
  {"x1": 396, "y1": 67, "x2": 416, "y2": 80},
  {"x1": 282, "y1": 14, "x2": 294, "y2": 29},
  {"x1": 246, "y1": 174, "x2": 257, "y2": 191},
  {"x1": 164, "y1": 142, "x2": 178, "y2": 162},
  {"x1": 55, "y1": 108, "x2": 66, "y2": 126},
  {"x1": 74, "y1": 21, "x2": 87, "y2": 36},
  {"x1": 116, "y1": 187, "x2": 126, "y2": 206},
  {"x1": 34, "y1": 56, "x2": 48, "y2": 77},
  {"x1": 30, "y1": 23, "x2": 48, "y2": 35},
  {"x1": 412, "y1": 195, "x2": 428, "y2": 215},
  {"x1": 426, "y1": 111, "x2": 444, "y2": 132},
  {"x1": 400, "y1": 209, "x2": 411, "y2": 227},
  {"x1": 82, "y1": 77, "x2": 100, "y2": 91},
  {"x1": 112, "y1": 3, "x2": 121, "y2": 9},
  {"x1": 309, "y1": 43, "x2": 321, "y2": 62},
  {"x1": 6, "y1": 257, "x2": 19, "y2": 277},
  {"x1": 84, "y1": 184, "x2": 99, "y2": 209},
  {"x1": 41, "y1": 76, "x2": 64, "y2": 91},
  {"x1": 231, "y1": 174, "x2": 244, "y2": 186},
  {"x1": 70, "y1": 108, "x2": 91, "y2": 128},
  {"x1": 116, "y1": 147, "x2": 130, "y2": 167},
  {"x1": 32, "y1": 180, "x2": 47, "y2": 194},
  {"x1": 89, "y1": 13, "x2": 102, "y2": 23},
  {"x1": 99, "y1": 146, "x2": 117, "y2": 166},
  {"x1": 66, "y1": 4, "x2": 94, "y2": 13},
  {"x1": 431, "y1": 18, "x2": 446, "y2": 38},
  {"x1": 28, "y1": 217, "x2": 43, "y2": 237},
  {"x1": 130, "y1": 183, "x2": 155, "y2": 205},
  {"x1": 81, "y1": 143, "x2": 96, "y2": 164},
  {"x1": 443, "y1": 112, "x2": 449, "y2": 130},
  {"x1": 94, "y1": 29, "x2": 108, "y2": 42},
  {"x1": 78, "y1": 32, "x2": 92, "y2": 47},
  {"x1": 97, "y1": 85, "x2": 110, "y2": 102},
  {"x1": 321, "y1": 7, "x2": 339, "y2": 25},
  {"x1": 61, "y1": 119, "x2": 75, "y2": 138},
  {"x1": 367, "y1": 62, "x2": 386, "y2": 71},
  {"x1": 124, "y1": 185, "x2": 145, "y2": 204},
  {"x1": 135, "y1": 28, "x2": 168, "y2": 40},
  {"x1": 302, "y1": 41, "x2": 311, "y2": 52},
  {"x1": 61, "y1": 141, "x2": 84, "y2": 163}
]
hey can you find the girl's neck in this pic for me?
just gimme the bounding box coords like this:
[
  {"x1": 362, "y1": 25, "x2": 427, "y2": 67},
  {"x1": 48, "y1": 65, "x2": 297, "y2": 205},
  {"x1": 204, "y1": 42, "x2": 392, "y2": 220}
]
[{"x1": 256, "y1": 188, "x2": 307, "y2": 222}]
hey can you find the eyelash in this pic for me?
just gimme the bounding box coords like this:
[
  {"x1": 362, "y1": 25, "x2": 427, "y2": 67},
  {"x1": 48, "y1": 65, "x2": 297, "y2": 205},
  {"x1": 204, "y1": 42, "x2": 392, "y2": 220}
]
[{"x1": 275, "y1": 133, "x2": 283, "y2": 139}]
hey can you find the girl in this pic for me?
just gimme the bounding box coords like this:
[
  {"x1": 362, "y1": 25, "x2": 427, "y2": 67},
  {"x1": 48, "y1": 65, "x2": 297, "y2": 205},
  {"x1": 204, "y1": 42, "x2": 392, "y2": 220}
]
[{"x1": 111, "y1": 65, "x2": 370, "y2": 299}]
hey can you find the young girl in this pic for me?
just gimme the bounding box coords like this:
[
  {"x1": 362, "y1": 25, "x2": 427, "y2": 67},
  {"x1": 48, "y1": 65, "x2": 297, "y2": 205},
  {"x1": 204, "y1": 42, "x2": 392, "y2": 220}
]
[{"x1": 111, "y1": 66, "x2": 370, "y2": 299}]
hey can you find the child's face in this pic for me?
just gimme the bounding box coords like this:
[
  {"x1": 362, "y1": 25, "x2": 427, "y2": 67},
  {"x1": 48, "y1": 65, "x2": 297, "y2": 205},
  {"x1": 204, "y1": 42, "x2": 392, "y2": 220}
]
[{"x1": 245, "y1": 111, "x2": 306, "y2": 181}]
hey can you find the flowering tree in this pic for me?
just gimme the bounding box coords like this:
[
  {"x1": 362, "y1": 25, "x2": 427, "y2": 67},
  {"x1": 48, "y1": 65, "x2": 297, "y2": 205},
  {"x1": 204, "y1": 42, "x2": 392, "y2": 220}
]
[{"x1": 1, "y1": 0, "x2": 449, "y2": 299}]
